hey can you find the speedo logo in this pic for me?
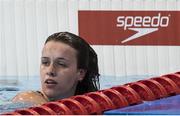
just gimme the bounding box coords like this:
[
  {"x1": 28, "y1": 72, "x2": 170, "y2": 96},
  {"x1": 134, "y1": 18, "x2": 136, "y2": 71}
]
[{"x1": 116, "y1": 13, "x2": 170, "y2": 43}]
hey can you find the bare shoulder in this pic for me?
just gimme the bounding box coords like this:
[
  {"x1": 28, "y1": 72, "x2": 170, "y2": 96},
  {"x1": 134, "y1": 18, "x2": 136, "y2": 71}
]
[{"x1": 12, "y1": 91, "x2": 48, "y2": 105}]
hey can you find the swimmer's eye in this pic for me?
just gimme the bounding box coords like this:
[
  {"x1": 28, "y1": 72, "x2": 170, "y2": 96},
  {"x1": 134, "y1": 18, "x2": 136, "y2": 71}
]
[
  {"x1": 41, "y1": 60, "x2": 50, "y2": 66},
  {"x1": 56, "y1": 62, "x2": 67, "y2": 67},
  {"x1": 42, "y1": 61, "x2": 48, "y2": 65}
]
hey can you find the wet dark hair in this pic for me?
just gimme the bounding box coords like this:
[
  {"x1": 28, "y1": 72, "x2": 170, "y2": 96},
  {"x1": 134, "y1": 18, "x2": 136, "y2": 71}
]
[{"x1": 45, "y1": 32, "x2": 100, "y2": 95}]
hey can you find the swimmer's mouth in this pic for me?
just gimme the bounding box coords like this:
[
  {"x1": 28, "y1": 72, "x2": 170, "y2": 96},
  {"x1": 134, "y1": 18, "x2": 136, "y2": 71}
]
[{"x1": 45, "y1": 79, "x2": 58, "y2": 84}]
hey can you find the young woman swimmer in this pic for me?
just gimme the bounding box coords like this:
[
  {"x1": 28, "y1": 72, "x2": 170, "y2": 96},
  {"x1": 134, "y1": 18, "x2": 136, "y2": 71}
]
[{"x1": 12, "y1": 32, "x2": 100, "y2": 105}]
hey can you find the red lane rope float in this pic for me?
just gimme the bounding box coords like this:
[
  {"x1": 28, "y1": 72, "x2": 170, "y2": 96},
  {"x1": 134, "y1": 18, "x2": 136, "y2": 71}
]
[
  {"x1": 111, "y1": 85, "x2": 142, "y2": 105},
  {"x1": 72, "y1": 95, "x2": 101, "y2": 114},
  {"x1": 151, "y1": 76, "x2": 180, "y2": 96},
  {"x1": 101, "y1": 89, "x2": 129, "y2": 108},
  {"x1": 138, "y1": 79, "x2": 168, "y2": 99},
  {"x1": 43, "y1": 102, "x2": 73, "y2": 115},
  {"x1": 125, "y1": 82, "x2": 156, "y2": 101},
  {"x1": 57, "y1": 98, "x2": 88, "y2": 115},
  {"x1": 30, "y1": 105, "x2": 56, "y2": 115},
  {"x1": 162, "y1": 73, "x2": 180, "y2": 89},
  {"x1": 14, "y1": 109, "x2": 39, "y2": 115},
  {"x1": 85, "y1": 91, "x2": 115, "y2": 112},
  {"x1": 175, "y1": 71, "x2": 180, "y2": 75},
  {"x1": 2, "y1": 112, "x2": 22, "y2": 115}
]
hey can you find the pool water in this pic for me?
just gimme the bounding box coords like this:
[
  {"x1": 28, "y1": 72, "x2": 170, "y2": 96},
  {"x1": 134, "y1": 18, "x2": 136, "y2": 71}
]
[{"x1": 0, "y1": 75, "x2": 151, "y2": 114}]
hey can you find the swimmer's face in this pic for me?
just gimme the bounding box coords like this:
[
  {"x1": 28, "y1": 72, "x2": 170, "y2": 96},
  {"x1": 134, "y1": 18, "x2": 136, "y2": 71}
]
[{"x1": 40, "y1": 41, "x2": 85, "y2": 100}]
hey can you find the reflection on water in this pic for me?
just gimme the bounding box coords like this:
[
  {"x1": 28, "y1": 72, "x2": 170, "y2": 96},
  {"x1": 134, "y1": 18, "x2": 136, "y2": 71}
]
[
  {"x1": 0, "y1": 79, "x2": 18, "y2": 86},
  {"x1": 100, "y1": 75, "x2": 154, "y2": 89},
  {"x1": 0, "y1": 102, "x2": 35, "y2": 114}
]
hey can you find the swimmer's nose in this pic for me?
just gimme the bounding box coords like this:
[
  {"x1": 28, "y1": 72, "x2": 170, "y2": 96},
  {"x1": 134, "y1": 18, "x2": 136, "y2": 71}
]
[
  {"x1": 47, "y1": 72, "x2": 56, "y2": 77},
  {"x1": 46, "y1": 64, "x2": 57, "y2": 77}
]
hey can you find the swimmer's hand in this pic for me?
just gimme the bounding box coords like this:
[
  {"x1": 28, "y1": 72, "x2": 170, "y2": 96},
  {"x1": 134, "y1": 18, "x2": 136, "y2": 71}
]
[{"x1": 11, "y1": 91, "x2": 48, "y2": 106}]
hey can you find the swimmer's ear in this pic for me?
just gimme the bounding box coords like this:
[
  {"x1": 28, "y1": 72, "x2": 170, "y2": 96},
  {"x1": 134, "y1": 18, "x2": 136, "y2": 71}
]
[{"x1": 77, "y1": 69, "x2": 87, "y2": 81}]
